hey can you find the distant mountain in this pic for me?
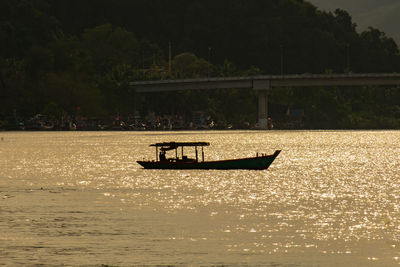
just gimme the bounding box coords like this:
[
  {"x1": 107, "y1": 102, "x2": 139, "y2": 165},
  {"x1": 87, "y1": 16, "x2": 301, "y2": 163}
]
[{"x1": 308, "y1": 0, "x2": 400, "y2": 45}]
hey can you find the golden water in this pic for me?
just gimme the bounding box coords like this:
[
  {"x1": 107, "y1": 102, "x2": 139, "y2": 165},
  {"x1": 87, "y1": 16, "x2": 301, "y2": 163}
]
[{"x1": 0, "y1": 131, "x2": 399, "y2": 266}]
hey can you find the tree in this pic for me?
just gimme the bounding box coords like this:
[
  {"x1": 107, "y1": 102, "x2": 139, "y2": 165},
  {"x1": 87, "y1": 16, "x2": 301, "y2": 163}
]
[
  {"x1": 25, "y1": 45, "x2": 53, "y2": 77},
  {"x1": 172, "y1": 52, "x2": 210, "y2": 78},
  {"x1": 80, "y1": 24, "x2": 140, "y2": 75}
]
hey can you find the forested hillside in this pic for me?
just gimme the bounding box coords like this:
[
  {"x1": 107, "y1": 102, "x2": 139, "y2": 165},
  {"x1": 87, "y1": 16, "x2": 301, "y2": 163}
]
[
  {"x1": 1, "y1": 0, "x2": 400, "y2": 129},
  {"x1": 309, "y1": 0, "x2": 400, "y2": 45}
]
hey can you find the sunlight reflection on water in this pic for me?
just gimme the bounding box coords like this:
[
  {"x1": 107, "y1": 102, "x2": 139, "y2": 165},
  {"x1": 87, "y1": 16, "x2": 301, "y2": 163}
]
[{"x1": 0, "y1": 131, "x2": 399, "y2": 265}]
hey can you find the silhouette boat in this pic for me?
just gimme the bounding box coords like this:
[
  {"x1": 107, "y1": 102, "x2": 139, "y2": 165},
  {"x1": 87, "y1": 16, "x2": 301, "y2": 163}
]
[{"x1": 137, "y1": 142, "x2": 281, "y2": 170}]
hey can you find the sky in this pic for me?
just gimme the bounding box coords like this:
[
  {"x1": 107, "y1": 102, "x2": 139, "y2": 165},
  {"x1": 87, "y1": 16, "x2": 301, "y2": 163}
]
[{"x1": 307, "y1": 0, "x2": 400, "y2": 45}]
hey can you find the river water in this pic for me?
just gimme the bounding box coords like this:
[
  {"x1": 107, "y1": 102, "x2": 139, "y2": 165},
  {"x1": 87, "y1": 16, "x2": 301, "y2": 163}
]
[{"x1": 0, "y1": 131, "x2": 399, "y2": 266}]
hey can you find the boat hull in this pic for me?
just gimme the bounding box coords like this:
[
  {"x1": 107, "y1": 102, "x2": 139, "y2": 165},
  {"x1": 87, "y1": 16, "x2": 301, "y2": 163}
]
[{"x1": 137, "y1": 150, "x2": 281, "y2": 170}]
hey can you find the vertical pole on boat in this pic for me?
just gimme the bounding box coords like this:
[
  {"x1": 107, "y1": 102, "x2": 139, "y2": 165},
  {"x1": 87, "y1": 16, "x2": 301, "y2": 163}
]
[
  {"x1": 195, "y1": 146, "x2": 198, "y2": 162},
  {"x1": 181, "y1": 146, "x2": 184, "y2": 159},
  {"x1": 156, "y1": 146, "x2": 158, "y2": 161},
  {"x1": 175, "y1": 148, "x2": 178, "y2": 159},
  {"x1": 202, "y1": 146, "x2": 204, "y2": 162}
]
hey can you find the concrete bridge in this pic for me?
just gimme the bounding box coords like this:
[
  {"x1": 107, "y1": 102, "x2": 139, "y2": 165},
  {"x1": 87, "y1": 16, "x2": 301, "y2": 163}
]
[{"x1": 131, "y1": 73, "x2": 400, "y2": 129}]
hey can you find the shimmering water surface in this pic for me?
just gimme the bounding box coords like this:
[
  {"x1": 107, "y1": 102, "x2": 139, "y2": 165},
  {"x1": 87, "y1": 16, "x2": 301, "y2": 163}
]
[{"x1": 1, "y1": 131, "x2": 399, "y2": 266}]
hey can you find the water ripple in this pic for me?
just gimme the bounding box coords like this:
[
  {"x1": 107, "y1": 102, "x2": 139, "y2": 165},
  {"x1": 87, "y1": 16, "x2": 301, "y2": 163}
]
[{"x1": 1, "y1": 131, "x2": 399, "y2": 265}]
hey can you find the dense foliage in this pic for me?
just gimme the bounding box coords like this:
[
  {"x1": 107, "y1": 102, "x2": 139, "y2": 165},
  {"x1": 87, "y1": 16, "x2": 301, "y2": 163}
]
[{"x1": 1, "y1": 0, "x2": 400, "y2": 129}]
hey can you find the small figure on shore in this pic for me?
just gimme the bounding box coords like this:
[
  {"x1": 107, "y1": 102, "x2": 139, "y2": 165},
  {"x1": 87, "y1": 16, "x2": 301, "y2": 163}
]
[{"x1": 159, "y1": 150, "x2": 166, "y2": 161}]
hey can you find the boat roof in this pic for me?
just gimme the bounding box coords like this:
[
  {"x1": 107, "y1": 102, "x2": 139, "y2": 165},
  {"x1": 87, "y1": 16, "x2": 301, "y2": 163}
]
[{"x1": 150, "y1": 142, "x2": 210, "y2": 147}]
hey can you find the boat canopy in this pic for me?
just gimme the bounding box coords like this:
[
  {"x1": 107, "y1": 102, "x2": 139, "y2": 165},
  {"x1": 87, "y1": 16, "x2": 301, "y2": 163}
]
[{"x1": 150, "y1": 142, "x2": 210, "y2": 151}]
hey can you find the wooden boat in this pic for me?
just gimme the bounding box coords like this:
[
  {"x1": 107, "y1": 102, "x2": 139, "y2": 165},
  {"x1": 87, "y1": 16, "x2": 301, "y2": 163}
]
[{"x1": 137, "y1": 142, "x2": 281, "y2": 170}]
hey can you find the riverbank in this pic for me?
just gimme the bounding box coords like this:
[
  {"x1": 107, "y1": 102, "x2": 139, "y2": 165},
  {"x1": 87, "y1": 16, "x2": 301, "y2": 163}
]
[{"x1": 0, "y1": 113, "x2": 275, "y2": 131}]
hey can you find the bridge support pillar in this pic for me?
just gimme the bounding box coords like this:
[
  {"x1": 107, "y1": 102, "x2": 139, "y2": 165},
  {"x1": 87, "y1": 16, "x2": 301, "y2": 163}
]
[
  {"x1": 253, "y1": 80, "x2": 271, "y2": 129},
  {"x1": 258, "y1": 90, "x2": 269, "y2": 129}
]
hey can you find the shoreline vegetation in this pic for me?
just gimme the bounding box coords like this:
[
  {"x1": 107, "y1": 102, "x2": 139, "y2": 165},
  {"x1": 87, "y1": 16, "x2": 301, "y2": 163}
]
[
  {"x1": 1, "y1": 0, "x2": 400, "y2": 130},
  {"x1": 2, "y1": 112, "x2": 399, "y2": 131}
]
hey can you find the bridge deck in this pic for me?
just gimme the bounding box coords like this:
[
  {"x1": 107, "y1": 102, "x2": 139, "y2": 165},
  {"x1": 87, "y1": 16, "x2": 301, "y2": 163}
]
[{"x1": 131, "y1": 73, "x2": 400, "y2": 92}]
